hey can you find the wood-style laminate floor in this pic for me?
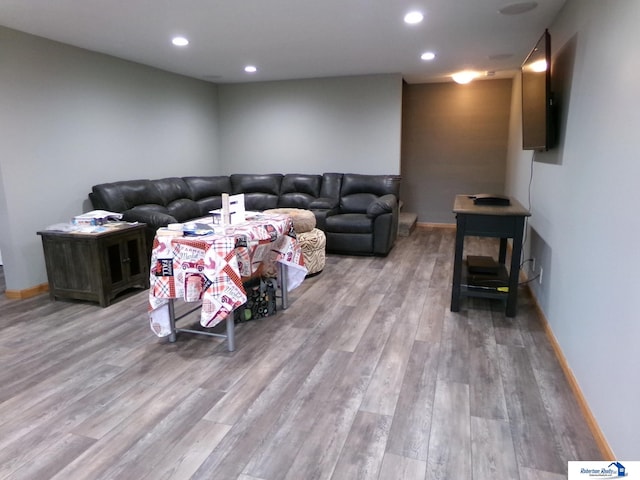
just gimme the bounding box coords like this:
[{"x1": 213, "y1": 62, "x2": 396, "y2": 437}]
[{"x1": 0, "y1": 227, "x2": 601, "y2": 480}]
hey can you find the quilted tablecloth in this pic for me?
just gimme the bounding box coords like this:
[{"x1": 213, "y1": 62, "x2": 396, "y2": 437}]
[{"x1": 148, "y1": 213, "x2": 307, "y2": 336}]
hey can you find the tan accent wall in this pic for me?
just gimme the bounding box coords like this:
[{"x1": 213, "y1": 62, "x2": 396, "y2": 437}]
[{"x1": 401, "y1": 79, "x2": 513, "y2": 224}]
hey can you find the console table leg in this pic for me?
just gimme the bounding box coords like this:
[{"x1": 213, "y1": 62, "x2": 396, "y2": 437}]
[
  {"x1": 498, "y1": 238, "x2": 508, "y2": 264},
  {"x1": 506, "y1": 220, "x2": 525, "y2": 317},
  {"x1": 450, "y1": 214, "x2": 465, "y2": 312}
]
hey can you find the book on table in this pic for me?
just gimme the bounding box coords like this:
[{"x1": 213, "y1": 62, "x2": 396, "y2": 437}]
[{"x1": 72, "y1": 210, "x2": 123, "y2": 226}]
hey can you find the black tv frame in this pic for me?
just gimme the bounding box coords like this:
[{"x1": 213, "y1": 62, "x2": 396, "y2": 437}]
[{"x1": 521, "y1": 29, "x2": 555, "y2": 151}]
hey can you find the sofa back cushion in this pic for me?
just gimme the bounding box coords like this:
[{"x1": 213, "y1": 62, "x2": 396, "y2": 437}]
[
  {"x1": 183, "y1": 176, "x2": 232, "y2": 215},
  {"x1": 230, "y1": 174, "x2": 283, "y2": 211},
  {"x1": 320, "y1": 173, "x2": 343, "y2": 202},
  {"x1": 339, "y1": 174, "x2": 401, "y2": 214},
  {"x1": 278, "y1": 174, "x2": 322, "y2": 209},
  {"x1": 91, "y1": 179, "x2": 164, "y2": 212},
  {"x1": 150, "y1": 177, "x2": 201, "y2": 222}
]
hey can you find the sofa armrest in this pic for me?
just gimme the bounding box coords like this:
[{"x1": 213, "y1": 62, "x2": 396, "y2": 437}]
[
  {"x1": 366, "y1": 194, "x2": 397, "y2": 219},
  {"x1": 309, "y1": 197, "x2": 339, "y2": 210},
  {"x1": 122, "y1": 209, "x2": 178, "y2": 230}
]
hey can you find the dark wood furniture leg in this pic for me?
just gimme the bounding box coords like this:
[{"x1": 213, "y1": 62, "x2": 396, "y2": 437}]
[{"x1": 450, "y1": 214, "x2": 466, "y2": 312}]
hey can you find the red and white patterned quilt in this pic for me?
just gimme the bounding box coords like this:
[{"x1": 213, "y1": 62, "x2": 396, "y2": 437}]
[{"x1": 148, "y1": 213, "x2": 306, "y2": 336}]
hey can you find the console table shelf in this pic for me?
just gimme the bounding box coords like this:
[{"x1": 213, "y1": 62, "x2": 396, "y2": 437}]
[
  {"x1": 461, "y1": 260, "x2": 510, "y2": 299},
  {"x1": 37, "y1": 223, "x2": 149, "y2": 307}
]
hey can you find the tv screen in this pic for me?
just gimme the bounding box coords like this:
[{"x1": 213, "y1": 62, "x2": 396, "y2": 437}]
[{"x1": 521, "y1": 29, "x2": 555, "y2": 150}]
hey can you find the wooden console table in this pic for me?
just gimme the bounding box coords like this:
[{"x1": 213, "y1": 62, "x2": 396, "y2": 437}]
[
  {"x1": 450, "y1": 195, "x2": 531, "y2": 317},
  {"x1": 37, "y1": 223, "x2": 149, "y2": 307}
]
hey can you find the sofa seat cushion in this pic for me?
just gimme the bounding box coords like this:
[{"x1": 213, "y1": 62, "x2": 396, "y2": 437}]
[
  {"x1": 264, "y1": 208, "x2": 316, "y2": 233},
  {"x1": 128, "y1": 203, "x2": 170, "y2": 216},
  {"x1": 166, "y1": 198, "x2": 202, "y2": 222},
  {"x1": 325, "y1": 213, "x2": 373, "y2": 234}
]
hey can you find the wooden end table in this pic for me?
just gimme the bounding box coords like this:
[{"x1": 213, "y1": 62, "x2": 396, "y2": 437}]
[{"x1": 37, "y1": 222, "x2": 149, "y2": 307}]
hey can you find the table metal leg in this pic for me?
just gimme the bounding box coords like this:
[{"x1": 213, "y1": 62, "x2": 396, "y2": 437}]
[
  {"x1": 278, "y1": 262, "x2": 289, "y2": 310},
  {"x1": 164, "y1": 261, "x2": 292, "y2": 352},
  {"x1": 226, "y1": 315, "x2": 235, "y2": 352},
  {"x1": 168, "y1": 299, "x2": 177, "y2": 343}
]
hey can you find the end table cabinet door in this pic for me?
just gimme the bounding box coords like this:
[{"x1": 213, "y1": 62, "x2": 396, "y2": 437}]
[
  {"x1": 102, "y1": 234, "x2": 147, "y2": 293},
  {"x1": 40, "y1": 236, "x2": 96, "y2": 297}
]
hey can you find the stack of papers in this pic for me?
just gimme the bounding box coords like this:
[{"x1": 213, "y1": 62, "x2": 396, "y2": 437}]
[{"x1": 72, "y1": 210, "x2": 123, "y2": 226}]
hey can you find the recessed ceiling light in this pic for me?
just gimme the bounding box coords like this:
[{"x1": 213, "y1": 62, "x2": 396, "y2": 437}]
[
  {"x1": 172, "y1": 36, "x2": 189, "y2": 47},
  {"x1": 244, "y1": 65, "x2": 257, "y2": 73},
  {"x1": 404, "y1": 11, "x2": 424, "y2": 24},
  {"x1": 498, "y1": 2, "x2": 538, "y2": 15},
  {"x1": 421, "y1": 51, "x2": 436, "y2": 61}
]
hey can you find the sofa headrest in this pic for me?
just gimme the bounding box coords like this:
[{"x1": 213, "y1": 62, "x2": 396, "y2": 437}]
[
  {"x1": 340, "y1": 174, "x2": 401, "y2": 198},
  {"x1": 280, "y1": 174, "x2": 322, "y2": 197},
  {"x1": 230, "y1": 174, "x2": 283, "y2": 195},
  {"x1": 320, "y1": 173, "x2": 343, "y2": 199},
  {"x1": 152, "y1": 177, "x2": 192, "y2": 204},
  {"x1": 91, "y1": 179, "x2": 163, "y2": 212},
  {"x1": 183, "y1": 176, "x2": 232, "y2": 200},
  {"x1": 278, "y1": 174, "x2": 323, "y2": 209}
]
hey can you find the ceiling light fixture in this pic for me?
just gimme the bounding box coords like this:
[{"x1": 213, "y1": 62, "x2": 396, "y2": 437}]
[
  {"x1": 244, "y1": 65, "x2": 257, "y2": 73},
  {"x1": 172, "y1": 36, "x2": 189, "y2": 47},
  {"x1": 404, "y1": 11, "x2": 424, "y2": 24},
  {"x1": 529, "y1": 59, "x2": 548, "y2": 72},
  {"x1": 421, "y1": 51, "x2": 436, "y2": 61},
  {"x1": 498, "y1": 2, "x2": 538, "y2": 15},
  {"x1": 452, "y1": 70, "x2": 480, "y2": 84}
]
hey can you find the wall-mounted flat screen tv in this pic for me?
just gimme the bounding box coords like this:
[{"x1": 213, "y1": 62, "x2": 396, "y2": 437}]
[{"x1": 521, "y1": 29, "x2": 555, "y2": 150}]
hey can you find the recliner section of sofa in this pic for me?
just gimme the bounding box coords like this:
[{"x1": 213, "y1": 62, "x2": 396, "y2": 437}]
[
  {"x1": 324, "y1": 174, "x2": 400, "y2": 256},
  {"x1": 90, "y1": 172, "x2": 401, "y2": 256}
]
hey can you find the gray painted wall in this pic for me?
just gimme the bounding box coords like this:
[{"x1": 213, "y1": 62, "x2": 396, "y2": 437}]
[
  {"x1": 0, "y1": 28, "x2": 403, "y2": 291},
  {"x1": 0, "y1": 27, "x2": 220, "y2": 290},
  {"x1": 216, "y1": 75, "x2": 402, "y2": 175},
  {"x1": 505, "y1": 0, "x2": 640, "y2": 459}
]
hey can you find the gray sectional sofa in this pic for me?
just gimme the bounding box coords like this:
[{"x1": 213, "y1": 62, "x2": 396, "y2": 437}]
[{"x1": 90, "y1": 173, "x2": 401, "y2": 256}]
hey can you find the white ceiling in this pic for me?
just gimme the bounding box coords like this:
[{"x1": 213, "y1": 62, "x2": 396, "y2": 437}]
[{"x1": 0, "y1": 0, "x2": 566, "y2": 84}]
